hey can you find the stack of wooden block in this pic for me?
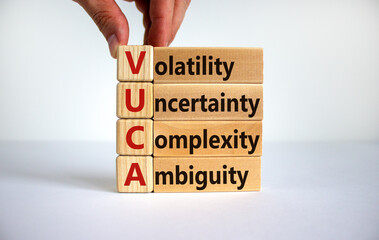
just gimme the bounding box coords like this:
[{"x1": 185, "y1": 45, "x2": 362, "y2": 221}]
[{"x1": 116, "y1": 46, "x2": 263, "y2": 193}]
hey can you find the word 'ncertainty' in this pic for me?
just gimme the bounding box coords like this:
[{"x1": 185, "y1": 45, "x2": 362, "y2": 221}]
[
  {"x1": 155, "y1": 93, "x2": 260, "y2": 118},
  {"x1": 155, "y1": 56, "x2": 235, "y2": 81},
  {"x1": 155, "y1": 165, "x2": 249, "y2": 190},
  {"x1": 155, "y1": 129, "x2": 260, "y2": 155}
]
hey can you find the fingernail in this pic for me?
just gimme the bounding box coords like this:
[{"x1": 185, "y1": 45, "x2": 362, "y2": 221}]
[{"x1": 107, "y1": 34, "x2": 119, "y2": 59}]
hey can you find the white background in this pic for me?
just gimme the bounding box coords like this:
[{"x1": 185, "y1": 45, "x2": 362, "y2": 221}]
[
  {"x1": 0, "y1": 142, "x2": 378, "y2": 240},
  {"x1": 0, "y1": 0, "x2": 378, "y2": 142}
]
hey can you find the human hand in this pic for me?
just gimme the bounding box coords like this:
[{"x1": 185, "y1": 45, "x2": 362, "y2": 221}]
[{"x1": 75, "y1": 0, "x2": 191, "y2": 58}]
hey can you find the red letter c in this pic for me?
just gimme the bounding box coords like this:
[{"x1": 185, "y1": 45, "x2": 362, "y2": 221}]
[{"x1": 126, "y1": 126, "x2": 144, "y2": 149}]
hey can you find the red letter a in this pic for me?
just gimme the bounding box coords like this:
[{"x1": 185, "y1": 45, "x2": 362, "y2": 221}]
[
  {"x1": 125, "y1": 89, "x2": 145, "y2": 112},
  {"x1": 125, "y1": 51, "x2": 146, "y2": 74},
  {"x1": 124, "y1": 163, "x2": 146, "y2": 186}
]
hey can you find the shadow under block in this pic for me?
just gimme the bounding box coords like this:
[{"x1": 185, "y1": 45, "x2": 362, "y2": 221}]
[
  {"x1": 117, "y1": 45, "x2": 153, "y2": 81},
  {"x1": 117, "y1": 119, "x2": 153, "y2": 155},
  {"x1": 154, "y1": 84, "x2": 263, "y2": 120},
  {"x1": 154, "y1": 157, "x2": 261, "y2": 192},
  {"x1": 154, "y1": 121, "x2": 262, "y2": 156},
  {"x1": 116, "y1": 156, "x2": 153, "y2": 192},
  {"x1": 153, "y1": 47, "x2": 263, "y2": 83},
  {"x1": 117, "y1": 82, "x2": 153, "y2": 118}
]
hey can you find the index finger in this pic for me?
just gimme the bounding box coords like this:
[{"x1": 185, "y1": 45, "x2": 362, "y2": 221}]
[{"x1": 147, "y1": 0, "x2": 175, "y2": 46}]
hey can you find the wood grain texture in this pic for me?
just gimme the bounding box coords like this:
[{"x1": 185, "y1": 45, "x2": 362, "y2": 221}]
[
  {"x1": 153, "y1": 47, "x2": 263, "y2": 83},
  {"x1": 116, "y1": 156, "x2": 153, "y2": 192},
  {"x1": 117, "y1": 83, "x2": 153, "y2": 118},
  {"x1": 117, "y1": 45, "x2": 153, "y2": 81},
  {"x1": 117, "y1": 119, "x2": 153, "y2": 155},
  {"x1": 154, "y1": 156, "x2": 260, "y2": 192},
  {"x1": 154, "y1": 84, "x2": 263, "y2": 120},
  {"x1": 154, "y1": 121, "x2": 262, "y2": 156}
]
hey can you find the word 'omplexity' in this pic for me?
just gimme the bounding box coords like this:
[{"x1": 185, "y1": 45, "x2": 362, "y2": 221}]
[
  {"x1": 155, "y1": 129, "x2": 260, "y2": 154},
  {"x1": 155, "y1": 93, "x2": 260, "y2": 118},
  {"x1": 155, "y1": 56, "x2": 235, "y2": 81},
  {"x1": 155, "y1": 164, "x2": 249, "y2": 190}
]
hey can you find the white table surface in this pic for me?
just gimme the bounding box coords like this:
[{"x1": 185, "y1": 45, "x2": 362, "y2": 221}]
[{"x1": 0, "y1": 141, "x2": 378, "y2": 240}]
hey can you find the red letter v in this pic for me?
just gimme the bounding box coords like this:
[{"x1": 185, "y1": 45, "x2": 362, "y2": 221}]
[{"x1": 125, "y1": 51, "x2": 146, "y2": 74}]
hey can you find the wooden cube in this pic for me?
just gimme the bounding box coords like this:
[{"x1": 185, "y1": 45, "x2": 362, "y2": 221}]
[
  {"x1": 117, "y1": 83, "x2": 153, "y2": 118},
  {"x1": 117, "y1": 45, "x2": 153, "y2": 81},
  {"x1": 117, "y1": 119, "x2": 153, "y2": 155},
  {"x1": 153, "y1": 47, "x2": 263, "y2": 83},
  {"x1": 154, "y1": 156, "x2": 261, "y2": 192},
  {"x1": 116, "y1": 156, "x2": 153, "y2": 192},
  {"x1": 154, "y1": 121, "x2": 262, "y2": 156},
  {"x1": 154, "y1": 84, "x2": 263, "y2": 120}
]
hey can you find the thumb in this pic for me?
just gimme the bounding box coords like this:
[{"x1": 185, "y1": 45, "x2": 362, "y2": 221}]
[{"x1": 75, "y1": 0, "x2": 129, "y2": 58}]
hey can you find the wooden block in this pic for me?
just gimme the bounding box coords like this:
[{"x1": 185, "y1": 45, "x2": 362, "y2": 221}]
[
  {"x1": 153, "y1": 47, "x2": 263, "y2": 83},
  {"x1": 154, "y1": 156, "x2": 260, "y2": 192},
  {"x1": 154, "y1": 121, "x2": 262, "y2": 156},
  {"x1": 154, "y1": 84, "x2": 263, "y2": 120},
  {"x1": 117, "y1": 119, "x2": 153, "y2": 155},
  {"x1": 117, "y1": 83, "x2": 153, "y2": 118},
  {"x1": 117, "y1": 45, "x2": 153, "y2": 81},
  {"x1": 117, "y1": 156, "x2": 153, "y2": 192}
]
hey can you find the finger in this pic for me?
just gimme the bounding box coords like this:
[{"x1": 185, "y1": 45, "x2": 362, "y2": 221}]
[
  {"x1": 144, "y1": 21, "x2": 152, "y2": 45},
  {"x1": 74, "y1": 0, "x2": 129, "y2": 58},
  {"x1": 147, "y1": 0, "x2": 175, "y2": 46},
  {"x1": 133, "y1": 0, "x2": 151, "y2": 44},
  {"x1": 169, "y1": 0, "x2": 191, "y2": 45},
  {"x1": 134, "y1": 0, "x2": 150, "y2": 27}
]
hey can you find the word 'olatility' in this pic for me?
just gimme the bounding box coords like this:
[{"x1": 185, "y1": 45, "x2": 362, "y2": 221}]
[
  {"x1": 155, "y1": 129, "x2": 260, "y2": 155},
  {"x1": 155, "y1": 165, "x2": 249, "y2": 190},
  {"x1": 155, "y1": 56, "x2": 235, "y2": 81}
]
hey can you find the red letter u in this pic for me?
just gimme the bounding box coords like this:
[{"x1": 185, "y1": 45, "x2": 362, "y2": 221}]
[{"x1": 125, "y1": 89, "x2": 145, "y2": 112}]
